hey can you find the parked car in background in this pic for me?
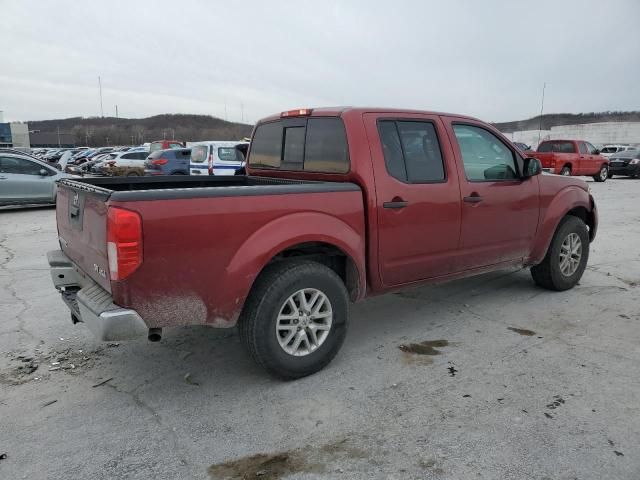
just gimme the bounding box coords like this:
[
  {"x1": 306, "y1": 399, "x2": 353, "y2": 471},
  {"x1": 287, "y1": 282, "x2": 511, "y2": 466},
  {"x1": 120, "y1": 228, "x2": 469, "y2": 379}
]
[
  {"x1": 599, "y1": 144, "x2": 636, "y2": 158},
  {"x1": 189, "y1": 141, "x2": 248, "y2": 175},
  {"x1": 529, "y1": 139, "x2": 609, "y2": 181},
  {"x1": 0, "y1": 153, "x2": 67, "y2": 206},
  {"x1": 48, "y1": 106, "x2": 598, "y2": 378},
  {"x1": 608, "y1": 149, "x2": 640, "y2": 178},
  {"x1": 513, "y1": 142, "x2": 531, "y2": 152},
  {"x1": 144, "y1": 148, "x2": 191, "y2": 175},
  {"x1": 95, "y1": 150, "x2": 149, "y2": 176},
  {"x1": 149, "y1": 140, "x2": 185, "y2": 153},
  {"x1": 0, "y1": 147, "x2": 42, "y2": 160}
]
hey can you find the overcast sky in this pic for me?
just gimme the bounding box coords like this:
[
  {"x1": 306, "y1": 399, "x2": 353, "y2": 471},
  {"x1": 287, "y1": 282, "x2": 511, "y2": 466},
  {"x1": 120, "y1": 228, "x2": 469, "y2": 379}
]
[{"x1": 2, "y1": 0, "x2": 639, "y2": 124}]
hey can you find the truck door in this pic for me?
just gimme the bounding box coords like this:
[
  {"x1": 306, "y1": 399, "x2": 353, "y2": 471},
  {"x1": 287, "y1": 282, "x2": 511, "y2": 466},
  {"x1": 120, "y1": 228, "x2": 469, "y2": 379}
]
[
  {"x1": 585, "y1": 142, "x2": 602, "y2": 176},
  {"x1": 363, "y1": 113, "x2": 461, "y2": 286},
  {"x1": 443, "y1": 118, "x2": 539, "y2": 271},
  {"x1": 577, "y1": 142, "x2": 589, "y2": 175}
]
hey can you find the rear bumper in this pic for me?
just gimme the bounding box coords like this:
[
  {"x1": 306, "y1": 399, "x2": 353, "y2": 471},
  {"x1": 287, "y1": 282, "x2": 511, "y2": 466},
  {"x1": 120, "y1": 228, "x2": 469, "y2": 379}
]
[{"x1": 47, "y1": 250, "x2": 149, "y2": 341}]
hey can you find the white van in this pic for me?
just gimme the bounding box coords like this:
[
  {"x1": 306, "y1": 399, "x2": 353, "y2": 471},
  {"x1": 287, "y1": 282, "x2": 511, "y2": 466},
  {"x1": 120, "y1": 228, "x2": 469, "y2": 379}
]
[{"x1": 187, "y1": 141, "x2": 249, "y2": 175}]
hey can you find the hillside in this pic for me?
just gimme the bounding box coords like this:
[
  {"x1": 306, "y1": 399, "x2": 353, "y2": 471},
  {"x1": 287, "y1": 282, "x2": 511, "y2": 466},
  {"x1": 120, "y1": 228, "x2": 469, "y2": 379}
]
[
  {"x1": 28, "y1": 114, "x2": 253, "y2": 147},
  {"x1": 494, "y1": 111, "x2": 640, "y2": 133}
]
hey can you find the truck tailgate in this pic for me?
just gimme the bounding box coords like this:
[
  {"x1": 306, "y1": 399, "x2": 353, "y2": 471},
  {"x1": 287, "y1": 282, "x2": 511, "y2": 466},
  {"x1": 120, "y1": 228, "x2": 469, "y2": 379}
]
[{"x1": 56, "y1": 181, "x2": 112, "y2": 293}]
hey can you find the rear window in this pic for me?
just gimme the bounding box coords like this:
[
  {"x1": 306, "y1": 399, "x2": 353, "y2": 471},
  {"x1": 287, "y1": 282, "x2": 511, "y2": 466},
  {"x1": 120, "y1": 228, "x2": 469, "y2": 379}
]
[
  {"x1": 249, "y1": 117, "x2": 349, "y2": 173},
  {"x1": 191, "y1": 145, "x2": 208, "y2": 163},
  {"x1": 218, "y1": 147, "x2": 240, "y2": 162},
  {"x1": 537, "y1": 141, "x2": 576, "y2": 153}
]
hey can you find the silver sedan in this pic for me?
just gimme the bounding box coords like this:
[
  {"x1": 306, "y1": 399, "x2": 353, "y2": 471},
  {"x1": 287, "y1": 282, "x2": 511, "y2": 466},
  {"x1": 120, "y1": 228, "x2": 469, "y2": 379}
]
[{"x1": 0, "y1": 153, "x2": 68, "y2": 206}]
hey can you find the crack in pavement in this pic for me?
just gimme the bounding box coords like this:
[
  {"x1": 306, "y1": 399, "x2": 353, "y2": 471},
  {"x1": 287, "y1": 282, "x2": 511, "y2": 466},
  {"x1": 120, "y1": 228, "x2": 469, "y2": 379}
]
[
  {"x1": 0, "y1": 234, "x2": 39, "y2": 342},
  {"x1": 104, "y1": 381, "x2": 190, "y2": 466}
]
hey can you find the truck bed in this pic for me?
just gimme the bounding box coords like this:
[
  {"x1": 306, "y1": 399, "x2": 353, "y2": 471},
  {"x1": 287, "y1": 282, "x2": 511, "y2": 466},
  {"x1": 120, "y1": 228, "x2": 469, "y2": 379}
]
[
  {"x1": 54, "y1": 174, "x2": 365, "y2": 329},
  {"x1": 58, "y1": 175, "x2": 359, "y2": 201}
]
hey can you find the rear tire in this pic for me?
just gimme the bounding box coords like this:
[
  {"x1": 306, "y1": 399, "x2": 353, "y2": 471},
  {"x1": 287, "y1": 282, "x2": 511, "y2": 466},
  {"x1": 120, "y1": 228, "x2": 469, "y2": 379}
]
[
  {"x1": 531, "y1": 216, "x2": 589, "y2": 291},
  {"x1": 593, "y1": 165, "x2": 608, "y2": 182},
  {"x1": 560, "y1": 166, "x2": 571, "y2": 176},
  {"x1": 238, "y1": 260, "x2": 349, "y2": 379}
]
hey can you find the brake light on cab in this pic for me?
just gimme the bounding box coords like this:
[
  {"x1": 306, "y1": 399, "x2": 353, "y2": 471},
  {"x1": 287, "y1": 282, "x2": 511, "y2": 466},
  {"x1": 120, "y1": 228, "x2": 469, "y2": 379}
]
[
  {"x1": 281, "y1": 108, "x2": 313, "y2": 117},
  {"x1": 107, "y1": 207, "x2": 143, "y2": 281}
]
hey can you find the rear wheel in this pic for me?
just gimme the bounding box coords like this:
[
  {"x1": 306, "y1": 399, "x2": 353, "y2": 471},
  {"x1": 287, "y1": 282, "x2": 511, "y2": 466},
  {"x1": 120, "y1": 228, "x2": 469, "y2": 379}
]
[
  {"x1": 560, "y1": 166, "x2": 571, "y2": 176},
  {"x1": 531, "y1": 216, "x2": 589, "y2": 291},
  {"x1": 593, "y1": 165, "x2": 608, "y2": 182},
  {"x1": 238, "y1": 260, "x2": 349, "y2": 379}
]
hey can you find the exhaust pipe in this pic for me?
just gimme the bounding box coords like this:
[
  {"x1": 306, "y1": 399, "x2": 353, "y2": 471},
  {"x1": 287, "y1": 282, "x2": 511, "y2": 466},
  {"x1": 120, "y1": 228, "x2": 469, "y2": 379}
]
[{"x1": 148, "y1": 328, "x2": 162, "y2": 342}]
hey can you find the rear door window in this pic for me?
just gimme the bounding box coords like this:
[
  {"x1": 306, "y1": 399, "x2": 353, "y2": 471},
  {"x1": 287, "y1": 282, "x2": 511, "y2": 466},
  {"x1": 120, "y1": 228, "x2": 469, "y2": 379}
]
[
  {"x1": 191, "y1": 145, "x2": 209, "y2": 163},
  {"x1": 377, "y1": 120, "x2": 445, "y2": 183},
  {"x1": 0, "y1": 157, "x2": 44, "y2": 175},
  {"x1": 217, "y1": 147, "x2": 240, "y2": 162},
  {"x1": 249, "y1": 117, "x2": 349, "y2": 173}
]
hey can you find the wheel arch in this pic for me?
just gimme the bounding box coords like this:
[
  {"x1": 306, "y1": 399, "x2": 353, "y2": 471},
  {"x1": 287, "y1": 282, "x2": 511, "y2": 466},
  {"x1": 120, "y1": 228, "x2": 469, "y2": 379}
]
[
  {"x1": 226, "y1": 212, "x2": 366, "y2": 318},
  {"x1": 527, "y1": 187, "x2": 593, "y2": 265}
]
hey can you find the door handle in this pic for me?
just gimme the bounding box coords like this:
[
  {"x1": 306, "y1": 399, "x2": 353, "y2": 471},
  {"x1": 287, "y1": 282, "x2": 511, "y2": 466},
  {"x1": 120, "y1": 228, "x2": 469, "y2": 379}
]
[
  {"x1": 0, "y1": 176, "x2": 7, "y2": 180},
  {"x1": 463, "y1": 193, "x2": 483, "y2": 204},
  {"x1": 383, "y1": 199, "x2": 408, "y2": 209}
]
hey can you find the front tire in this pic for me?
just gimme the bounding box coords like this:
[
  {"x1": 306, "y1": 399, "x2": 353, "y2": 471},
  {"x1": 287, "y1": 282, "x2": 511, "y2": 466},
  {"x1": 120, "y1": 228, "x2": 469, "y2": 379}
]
[
  {"x1": 531, "y1": 216, "x2": 589, "y2": 291},
  {"x1": 559, "y1": 166, "x2": 571, "y2": 176},
  {"x1": 593, "y1": 165, "x2": 608, "y2": 182},
  {"x1": 238, "y1": 260, "x2": 349, "y2": 379}
]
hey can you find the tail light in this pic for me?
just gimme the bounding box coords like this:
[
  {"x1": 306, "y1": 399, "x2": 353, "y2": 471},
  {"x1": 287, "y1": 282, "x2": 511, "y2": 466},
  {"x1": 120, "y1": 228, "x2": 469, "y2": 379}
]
[
  {"x1": 152, "y1": 158, "x2": 168, "y2": 166},
  {"x1": 208, "y1": 152, "x2": 214, "y2": 175},
  {"x1": 107, "y1": 207, "x2": 143, "y2": 281}
]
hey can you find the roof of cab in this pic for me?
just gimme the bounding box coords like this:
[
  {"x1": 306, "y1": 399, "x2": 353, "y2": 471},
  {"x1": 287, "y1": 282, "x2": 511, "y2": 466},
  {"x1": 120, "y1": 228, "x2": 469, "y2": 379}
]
[{"x1": 256, "y1": 106, "x2": 482, "y2": 124}]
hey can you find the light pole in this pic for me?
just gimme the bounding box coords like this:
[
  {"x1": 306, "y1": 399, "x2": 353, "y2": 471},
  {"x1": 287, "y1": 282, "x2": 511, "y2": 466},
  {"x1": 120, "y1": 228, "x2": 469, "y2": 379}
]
[{"x1": 537, "y1": 82, "x2": 546, "y2": 146}]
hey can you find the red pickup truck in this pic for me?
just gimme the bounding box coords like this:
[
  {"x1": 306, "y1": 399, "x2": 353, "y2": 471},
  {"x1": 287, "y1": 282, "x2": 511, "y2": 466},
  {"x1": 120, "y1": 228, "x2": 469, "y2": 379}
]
[
  {"x1": 529, "y1": 139, "x2": 609, "y2": 181},
  {"x1": 48, "y1": 107, "x2": 598, "y2": 378}
]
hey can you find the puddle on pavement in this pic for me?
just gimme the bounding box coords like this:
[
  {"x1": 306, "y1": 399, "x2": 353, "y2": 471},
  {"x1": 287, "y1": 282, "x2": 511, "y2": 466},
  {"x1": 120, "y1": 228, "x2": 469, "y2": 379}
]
[
  {"x1": 399, "y1": 339, "x2": 451, "y2": 366},
  {"x1": 507, "y1": 327, "x2": 536, "y2": 336},
  {"x1": 399, "y1": 340, "x2": 448, "y2": 355},
  {"x1": 208, "y1": 438, "x2": 366, "y2": 479}
]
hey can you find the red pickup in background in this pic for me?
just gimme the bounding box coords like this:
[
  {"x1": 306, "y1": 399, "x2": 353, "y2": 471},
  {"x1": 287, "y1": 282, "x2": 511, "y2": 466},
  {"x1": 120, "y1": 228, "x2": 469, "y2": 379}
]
[{"x1": 529, "y1": 139, "x2": 609, "y2": 181}]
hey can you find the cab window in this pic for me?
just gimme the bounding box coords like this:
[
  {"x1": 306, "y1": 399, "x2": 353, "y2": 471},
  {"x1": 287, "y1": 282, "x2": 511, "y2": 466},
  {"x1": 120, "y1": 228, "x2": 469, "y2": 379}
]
[{"x1": 453, "y1": 125, "x2": 518, "y2": 181}]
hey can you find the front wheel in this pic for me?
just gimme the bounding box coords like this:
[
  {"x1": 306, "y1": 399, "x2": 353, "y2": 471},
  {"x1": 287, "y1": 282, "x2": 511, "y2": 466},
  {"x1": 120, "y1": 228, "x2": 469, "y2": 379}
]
[
  {"x1": 531, "y1": 216, "x2": 589, "y2": 291},
  {"x1": 560, "y1": 166, "x2": 571, "y2": 176},
  {"x1": 238, "y1": 260, "x2": 349, "y2": 379},
  {"x1": 593, "y1": 165, "x2": 608, "y2": 182}
]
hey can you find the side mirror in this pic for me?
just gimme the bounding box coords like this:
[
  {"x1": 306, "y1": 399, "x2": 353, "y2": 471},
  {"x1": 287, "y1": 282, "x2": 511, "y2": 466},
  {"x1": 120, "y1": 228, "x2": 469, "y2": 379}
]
[
  {"x1": 593, "y1": 149, "x2": 600, "y2": 155},
  {"x1": 39, "y1": 168, "x2": 49, "y2": 176},
  {"x1": 522, "y1": 157, "x2": 542, "y2": 178}
]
